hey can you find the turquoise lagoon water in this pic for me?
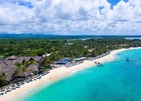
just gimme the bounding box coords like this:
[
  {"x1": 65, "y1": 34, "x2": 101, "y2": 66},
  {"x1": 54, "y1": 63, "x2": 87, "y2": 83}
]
[{"x1": 15, "y1": 48, "x2": 141, "y2": 101}]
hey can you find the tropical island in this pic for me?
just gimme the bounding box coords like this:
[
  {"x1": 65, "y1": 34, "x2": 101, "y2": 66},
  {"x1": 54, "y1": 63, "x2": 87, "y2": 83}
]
[
  {"x1": 0, "y1": 36, "x2": 141, "y2": 90},
  {"x1": 1, "y1": 0, "x2": 141, "y2": 100}
]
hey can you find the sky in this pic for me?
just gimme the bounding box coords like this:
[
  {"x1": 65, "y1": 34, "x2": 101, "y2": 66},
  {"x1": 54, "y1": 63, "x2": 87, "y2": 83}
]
[{"x1": 0, "y1": 0, "x2": 141, "y2": 35}]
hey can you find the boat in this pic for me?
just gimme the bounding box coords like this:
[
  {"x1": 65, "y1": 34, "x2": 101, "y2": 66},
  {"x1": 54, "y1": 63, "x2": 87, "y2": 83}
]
[{"x1": 94, "y1": 61, "x2": 103, "y2": 67}]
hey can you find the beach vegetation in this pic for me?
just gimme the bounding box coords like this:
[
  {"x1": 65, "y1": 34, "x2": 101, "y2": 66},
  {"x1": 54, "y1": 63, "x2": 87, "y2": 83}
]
[{"x1": 0, "y1": 72, "x2": 8, "y2": 87}]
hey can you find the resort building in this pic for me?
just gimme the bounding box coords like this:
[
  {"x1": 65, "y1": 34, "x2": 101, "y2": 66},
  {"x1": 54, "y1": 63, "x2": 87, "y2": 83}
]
[
  {"x1": 28, "y1": 64, "x2": 39, "y2": 74},
  {"x1": 0, "y1": 66, "x2": 16, "y2": 81},
  {"x1": 55, "y1": 58, "x2": 71, "y2": 65},
  {"x1": 73, "y1": 57, "x2": 86, "y2": 62},
  {"x1": 0, "y1": 55, "x2": 43, "y2": 82}
]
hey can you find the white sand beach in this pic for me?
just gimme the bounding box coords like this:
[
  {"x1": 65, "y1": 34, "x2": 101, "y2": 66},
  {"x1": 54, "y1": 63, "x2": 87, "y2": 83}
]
[{"x1": 0, "y1": 47, "x2": 140, "y2": 101}]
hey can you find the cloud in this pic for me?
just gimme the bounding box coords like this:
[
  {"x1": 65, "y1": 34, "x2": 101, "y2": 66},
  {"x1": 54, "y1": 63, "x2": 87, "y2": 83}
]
[{"x1": 0, "y1": 0, "x2": 141, "y2": 35}]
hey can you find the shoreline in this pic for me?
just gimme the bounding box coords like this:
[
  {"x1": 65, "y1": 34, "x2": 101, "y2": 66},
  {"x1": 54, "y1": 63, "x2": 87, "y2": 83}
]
[{"x1": 0, "y1": 47, "x2": 140, "y2": 101}]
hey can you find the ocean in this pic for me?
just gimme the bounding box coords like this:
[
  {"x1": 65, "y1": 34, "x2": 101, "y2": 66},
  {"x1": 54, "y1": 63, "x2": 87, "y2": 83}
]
[{"x1": 13, "y1": 48, "x2": 141, "y2": 101}]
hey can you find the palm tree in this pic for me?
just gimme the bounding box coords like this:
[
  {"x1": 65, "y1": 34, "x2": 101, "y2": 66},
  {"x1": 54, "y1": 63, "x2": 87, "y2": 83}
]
[
  {"x1": 15, "y1": 62, "x2": 27, "y2": 78},
  {"x1": 0, "y1": 72, "x2": 7, "y2": 87},
  {"x1": 0, "y1": 72, "x2": 7, "y2": 81},
  {"x1": 15, "y1": 62, "x2": 23, "y2": 78},
  {"x1": 15, "y1": 60, "x2": 38, "y2": 78},
  {"x1": 23, "y1": 60, "x2": 31, "y2": 67},
  {"x1": 30, "y1": 61, "x2": 38, "y2": 65},
  {"x1": 24, "y1": 60, "x2": 38, "y2": 67},
  {"x1": 15, "y1": 62, "x2": 21, "y2": 69},
  {"x1": 21, "y1": 65, "x2": 29, "y2": 77},
  {"x1": 13, "y1": 69, "x2": 20, "y2": 79}
]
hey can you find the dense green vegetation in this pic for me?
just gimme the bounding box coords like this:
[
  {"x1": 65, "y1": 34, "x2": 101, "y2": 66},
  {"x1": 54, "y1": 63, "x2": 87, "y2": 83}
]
[{"x1": 0, "y1": 38, "x2": 141, "y2": 58}]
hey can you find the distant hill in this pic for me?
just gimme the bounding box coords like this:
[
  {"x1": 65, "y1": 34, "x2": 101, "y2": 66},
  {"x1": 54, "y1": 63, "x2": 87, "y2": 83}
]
[{"x1": 0, "y1": 34, "x2": 141, "y2": 39}]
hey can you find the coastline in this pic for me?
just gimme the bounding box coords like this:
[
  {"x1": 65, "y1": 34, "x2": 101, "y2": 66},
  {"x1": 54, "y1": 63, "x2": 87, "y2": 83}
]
[{"x1": 0, "y1": 47, "x2": 139, "y2": 101}]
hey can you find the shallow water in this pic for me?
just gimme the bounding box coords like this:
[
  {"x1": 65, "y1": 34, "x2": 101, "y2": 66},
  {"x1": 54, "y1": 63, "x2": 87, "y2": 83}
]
[{"x1": 14, "y1": 49, "x2": 141, "y2": 101}]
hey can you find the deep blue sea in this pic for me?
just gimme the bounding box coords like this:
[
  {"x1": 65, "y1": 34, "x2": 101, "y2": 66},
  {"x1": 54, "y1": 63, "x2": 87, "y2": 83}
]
[{"x1": 13, "y1": 48, "x2": 141, "y2": 101}]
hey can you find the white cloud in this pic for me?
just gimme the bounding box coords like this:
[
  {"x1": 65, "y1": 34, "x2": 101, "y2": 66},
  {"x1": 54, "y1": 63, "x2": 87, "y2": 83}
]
[
  {"x1": 0, "y1": 2, "x2": 34, "y2": 25},
  {"x1": 0, "y1": 0, "x2": 141, "y2": 35}
]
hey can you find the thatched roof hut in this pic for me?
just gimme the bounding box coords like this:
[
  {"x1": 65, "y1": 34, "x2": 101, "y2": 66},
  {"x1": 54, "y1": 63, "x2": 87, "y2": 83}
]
[
  {"x1": 28, "y1": 64, "x2": 39, "y2": 72},
  {"x1": 8, "y1": 56, "x2": 17, "y2": 60},
  {"x1": 4, "y1": 60, "x2": 14, "y2": 66},
  {"x1": 0, "y1": 66, "x2": 16, "y2": 81},
  {"x1": 0, "y1": 62, "x2": 7, "y2": 70},
  {"x1": 31, "y1": 56, "x2": 42, "y2": 62}
]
